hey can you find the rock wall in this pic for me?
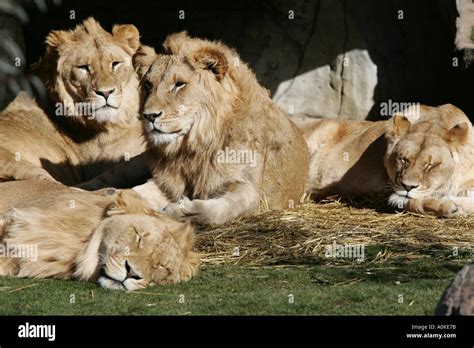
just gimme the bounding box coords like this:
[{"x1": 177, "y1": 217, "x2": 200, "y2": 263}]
[{"x1": 8, "y1": 0, "x2": 474, "y2": 119}]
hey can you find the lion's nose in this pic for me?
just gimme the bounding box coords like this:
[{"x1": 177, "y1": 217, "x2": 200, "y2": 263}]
[
  {"x1": 125, "y1": 260, "x2": 142, "y2": 280},
  {"x1": 143, "y1": 111, "x2": 163, "y2": 122},
  {"x1": 402, "y1": 183, "x2": 419, "y2": 192},
  {"x1": 94, "y1": 88, "x2": 115, "y2": 100}
]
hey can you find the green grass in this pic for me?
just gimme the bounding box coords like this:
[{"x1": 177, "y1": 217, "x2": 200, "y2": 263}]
[{"x1": 0, "y1": 258, "x2": 465, "y2": 315}]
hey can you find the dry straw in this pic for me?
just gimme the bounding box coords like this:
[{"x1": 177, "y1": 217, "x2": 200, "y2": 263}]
[{"x1": 196, "y1": 195, "x2": 474, "y2": 266}]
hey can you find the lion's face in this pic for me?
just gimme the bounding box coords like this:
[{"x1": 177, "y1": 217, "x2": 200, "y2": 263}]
[
  {"x1": 139, "y1": 55, "x2": 198, "y2": 145},
  {"x1": 35, "y1": 18, "x2": 140, "y2": 124},
  {"x1": 57, "y1": 42, "x2": 135, "y2": 123},
  {"x1": 385, "y1": 105, "x2": 471, "y2": 207},
  {"x1": 98, "y1": 214, "x2": 198, "y2": 291},
  {"x1": 133, "y1": 34, "x2": 233, "y2": 147},
  {"x1": 387, "y1": 129, "x2": 457, "y2": 199}
]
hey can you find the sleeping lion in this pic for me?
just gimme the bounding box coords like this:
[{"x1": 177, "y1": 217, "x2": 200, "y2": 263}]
[
  {"x1": 0, "y1": 180, "x2": 199, "y2": 290},
  {"x1": 0, "y1": 17, "x2": 146, "y2": 185},
  {"x1": 385, "y1": 104, "x2": 474, "y2": 217},
  {"x1": 300, "y1": 103, "x2": 474, "y2": 217},
  {"x1": 82, "y1": 32, "x2": 309, "y2": 225}
]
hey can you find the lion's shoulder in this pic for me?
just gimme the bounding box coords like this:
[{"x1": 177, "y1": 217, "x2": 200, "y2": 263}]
[{"x1": 3, "y1": 92, "x2": 41, "y2": 113}]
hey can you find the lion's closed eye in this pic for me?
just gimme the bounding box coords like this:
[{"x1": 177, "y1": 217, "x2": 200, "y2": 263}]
[
  {"x1": 425, "y1": 162, "x2": 440, "y2": 171},
  {"x1": 112, "y1": 61, "x2": 122, "y2": 70},
  {"x1": 171, "y1": 81, "x2": 187, "y2": 93}
]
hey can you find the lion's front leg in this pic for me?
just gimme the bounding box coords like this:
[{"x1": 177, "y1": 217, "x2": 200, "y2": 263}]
[
  {"x1": 163, "y1": 183, "x2": 259, "y2": 225},
  {"x1": 405, "y1": 196, "x2": 465, "y2": 218}
]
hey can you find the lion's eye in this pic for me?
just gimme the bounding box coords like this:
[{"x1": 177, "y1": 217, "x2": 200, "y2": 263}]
[
  {"x1": 425, "y1": 162, "x2": 439, "y2": 171},
  {"x1": 143, "y1": 80, "x2": 153, "y2": 92},
  {"x1": 173, "y1": 81, "x2": 187, "y2": 92},
  {"x1": 77, "y1": 65, "x2": 90, "y2": 73},
  {"x1": 112, "y1": 61, "x2": 122, "y2": 70}
]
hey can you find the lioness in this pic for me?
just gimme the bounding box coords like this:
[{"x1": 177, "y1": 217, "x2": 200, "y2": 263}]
[
  {"x1": 129, "y1": 32, "x2": 309, "y2": 225},
  {"x1": 385, "y1": 104, "x2": 474, "y2": 217},
  {"x1": 301, "y1": 104, "x2": 474, "y2": 217},
  {"x1": 0, "y1": 17, "x2": 146, "y2": 185},
  {"x1": 300, "y1": 118, "x2": 389, "y2": 200},
  {"x1": 0, "y1": 180, "x2": 200, "y2": 290}
]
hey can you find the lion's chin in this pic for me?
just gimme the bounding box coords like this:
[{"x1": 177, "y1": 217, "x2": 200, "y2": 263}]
[
  {"x1": 145, "y1": 123, "x2": 187, "y2": 146},
  {"x1": 97, "y1": 274, "x2": 148, "y2": 291},
  {"x1": 98, "y1": 275, "x2": 126, "y2": 290},
  {"x1": 148, "y1": 131, "x2": 182, "y2": 145},
  {"x1": 89, "y1": 106, "x2": 120, "y2": 123},
  {"x1": 388, "y1": 193, "x2": 409, "y2": 209}
]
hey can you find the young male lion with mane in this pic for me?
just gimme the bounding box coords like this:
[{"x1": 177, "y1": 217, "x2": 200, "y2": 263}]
[
  {"x1": 125, "y1": 32, "x2": 309, "y2": 225},
  {"x1": 0, "y1": 180, "x2": 200, "y2": 291},
  {"x1": 0, "y1": 17, "x2": 147, "y2": 185}
]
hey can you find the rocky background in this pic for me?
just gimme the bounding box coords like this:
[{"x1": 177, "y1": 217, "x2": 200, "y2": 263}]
[{"x1": 2, "y1": 0, "x2": 474, "y2": 120}]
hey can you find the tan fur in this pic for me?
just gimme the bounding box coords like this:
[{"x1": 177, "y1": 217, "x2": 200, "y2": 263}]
[
  {"x1": 0, "y1": 18, "x2": 146, "y2": 185},
  {"x1": 130, "y1": 32, "x2": 309, "y2": 225},
  {"x1": 300, "y1": 118, "x2": 389, "y2": 200},
  {"x1": 300, "y1": 104, "x2": 474, "y2": 217},
  {"x1": 385, "y1": 104, "x2": 474, "y2": 217},
  {"x1": 0, "y1": 180, "x2": 199, "y2": 290}
]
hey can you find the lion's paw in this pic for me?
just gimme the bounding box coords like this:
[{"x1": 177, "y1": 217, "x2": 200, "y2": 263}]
[
  {"x1": 439, "y1": 200, "x2": 465, "y2": 218},
  {"x1": 162, "y1": 197, "x2": 192, "y2": 220}
]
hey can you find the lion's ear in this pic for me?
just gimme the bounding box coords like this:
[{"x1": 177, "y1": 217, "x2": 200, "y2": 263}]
[
  {"x1": 189, "y1": 46, "x2": 228, "y2": 81},
  {"x1": 390, "y1": 114, "x2": 412, "y2": 136},
  {"x1": 163, "y1": 31, "x2": 191, "y2": 55},
  {"x1": 112, "y1": 24, "x2": 141, "y2": 54},
  {"x1": 133, "y1": 45, "x2": 157, "y2": 79},
  {"x1": 105, "y1": 190, "x2": 146, "y2": 217},
  {"x1": 169, "y1": 222, "x2": 195, "y2": 253},
  {"x1": 445, "y1": 122, "x2": 469, "y2": 144},
  {"x1": 45, "y1": 30, "x2": 73, "y2": 53},
  {"x1": 104, "y1": 202, "x2": 125, "y2": 217}
]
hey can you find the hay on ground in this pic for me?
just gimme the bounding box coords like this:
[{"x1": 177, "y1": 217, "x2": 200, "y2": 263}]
[{"x1": 196, "y1": 197, "x2": 474, "y2": 266}]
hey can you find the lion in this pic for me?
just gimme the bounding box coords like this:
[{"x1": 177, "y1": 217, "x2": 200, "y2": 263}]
[
  {"x1": 0, "y1": 17, "x2": 147, "y2": 185},
  {"x1": 0, "y1": 180, "x2": 200, "y2": 290},
  {"x1": 300, "y1": 103, "x2": 474, "y2": 217},
  {"x1": 385, "y1": 104, "x2": 474, "y2": 217},
  {"x1": 121, "y1": 32, "x2": 309, "y2": 225},
  {"x1": 299, "y1": 117, "x2": 389, "y2": 200}
]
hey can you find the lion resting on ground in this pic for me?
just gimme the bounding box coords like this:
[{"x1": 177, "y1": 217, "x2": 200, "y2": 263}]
[
  {"x1": 0, "y1": 17, "x2": 146, "y2": 185},
  {"x1": 300, "y1": 104, "x2": 474, "y2": 217},
  {"x1": 385, "y1": 104, "x2": 474, "y2": 217},
  {"x1": 109, "y1": 32, "x2": 309, "y2": 225},
  {"x1": 299, "y1": 118, "x2": 389, "y2": 200},
  {"x1": 0, "y1": 180, "x2": 199, "y2": 290}
]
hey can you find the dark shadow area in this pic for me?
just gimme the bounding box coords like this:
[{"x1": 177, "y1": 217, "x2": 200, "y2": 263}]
[
  {"x1": 3, "y1": 0, "x2": 474, "y2": 119},
  {"x1": 308, "y1": 132, "x2": 394, "y2": 212},
  {"x1": 40, "y1": 158, "x2": 149, "y2": 186}
]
